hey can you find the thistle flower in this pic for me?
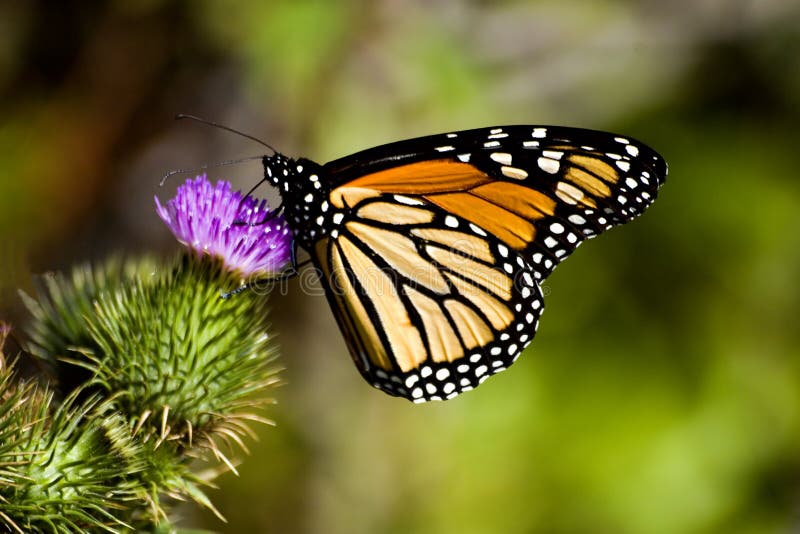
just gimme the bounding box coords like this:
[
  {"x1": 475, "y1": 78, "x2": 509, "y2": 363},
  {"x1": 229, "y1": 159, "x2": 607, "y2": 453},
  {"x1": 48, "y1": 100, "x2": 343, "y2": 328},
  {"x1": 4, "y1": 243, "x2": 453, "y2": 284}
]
[
  {"x1": 10, "y1": 177, "x2": 288, "y2": 528},
  {"x1": 19, "y1": 255, "x2": 282, "y2": 523},
  {"x1": 155, "y1": 176, "x2": 292, "y2": 278}
]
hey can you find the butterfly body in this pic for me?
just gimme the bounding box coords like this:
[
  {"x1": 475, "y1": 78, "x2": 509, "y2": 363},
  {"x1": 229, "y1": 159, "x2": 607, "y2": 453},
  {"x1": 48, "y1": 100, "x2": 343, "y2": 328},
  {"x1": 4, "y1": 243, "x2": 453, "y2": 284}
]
[{"x1": 263, "y1": 126, "x2": 666, "y2": 402}]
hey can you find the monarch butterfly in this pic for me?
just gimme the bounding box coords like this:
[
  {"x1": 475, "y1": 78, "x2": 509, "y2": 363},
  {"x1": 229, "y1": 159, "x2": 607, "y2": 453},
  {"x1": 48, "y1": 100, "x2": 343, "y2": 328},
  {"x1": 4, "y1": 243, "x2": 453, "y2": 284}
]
[{"x1": 258, "y1": 126, "x2": 666, "y2": 402}]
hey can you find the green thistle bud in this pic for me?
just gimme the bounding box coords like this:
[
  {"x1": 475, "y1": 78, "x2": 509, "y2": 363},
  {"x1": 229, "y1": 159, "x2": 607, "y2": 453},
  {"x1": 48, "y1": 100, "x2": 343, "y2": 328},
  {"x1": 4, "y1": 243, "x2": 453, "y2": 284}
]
[
  {"x1": 0, "y1": 363, "x2": 142, "y2": 533},
  {"x1": 20, "y1": 257, "x2": 159, "y2": 391},
  {"x1": 81, "y1": 254, "x2": 280, "y2": 453}
]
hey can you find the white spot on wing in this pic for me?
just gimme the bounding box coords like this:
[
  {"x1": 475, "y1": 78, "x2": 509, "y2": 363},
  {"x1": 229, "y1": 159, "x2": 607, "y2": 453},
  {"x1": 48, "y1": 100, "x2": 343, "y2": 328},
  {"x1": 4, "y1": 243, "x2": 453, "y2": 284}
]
[
  {"x1": 490, "y1": 152, "x2": 513, "y2": 165},
  {"x1": 395, "y1": 195, "x2": 423, "y2": 205},
  {"x1": 501, "y1": 166, "x2": 528, "y2": 180},
  {"x1": 470, "y1": 223, "x2": 487, "y2": 236},
  {"x1": 538, "y1": 157, "x2": 560, "y2": 174},
  {"x1": 532, "y1": 128, "x2": 547, "y2": 138}
]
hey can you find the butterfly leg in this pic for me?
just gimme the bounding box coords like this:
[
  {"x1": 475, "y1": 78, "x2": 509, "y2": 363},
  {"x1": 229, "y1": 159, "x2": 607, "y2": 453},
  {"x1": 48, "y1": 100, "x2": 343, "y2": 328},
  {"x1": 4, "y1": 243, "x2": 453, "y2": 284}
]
[
  {"x1": 233, "y1": 174, "x2": 284, "y2": 226},
  {"x1": 220, "y1": 240, "x2": 309, "y2": 299}
]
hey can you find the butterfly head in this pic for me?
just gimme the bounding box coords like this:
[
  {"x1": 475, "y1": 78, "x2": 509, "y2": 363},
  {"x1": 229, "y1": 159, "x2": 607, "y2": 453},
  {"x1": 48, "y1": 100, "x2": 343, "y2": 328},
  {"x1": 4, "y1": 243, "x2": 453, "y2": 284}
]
[
  {"x1": 262, "y1": 153, "x2": 296, "y2": 188},
  {"x1": 263, "y1": 153, "x2": 328, "y2": 246}
]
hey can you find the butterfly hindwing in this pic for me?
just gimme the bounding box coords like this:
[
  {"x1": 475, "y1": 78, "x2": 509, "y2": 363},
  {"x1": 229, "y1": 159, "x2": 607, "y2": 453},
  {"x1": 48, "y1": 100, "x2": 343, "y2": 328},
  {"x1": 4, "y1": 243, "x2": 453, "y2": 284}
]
[{"x1": 311, "y1": 194, "x2": 543, "y2": 402}]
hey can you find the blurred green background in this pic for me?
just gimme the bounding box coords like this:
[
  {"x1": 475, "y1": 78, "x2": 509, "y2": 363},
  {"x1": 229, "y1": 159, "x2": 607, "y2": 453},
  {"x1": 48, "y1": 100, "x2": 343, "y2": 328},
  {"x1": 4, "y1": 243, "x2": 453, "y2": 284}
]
[{"x1": 2, "y1": 1, "x2": 800, "y2": 532}]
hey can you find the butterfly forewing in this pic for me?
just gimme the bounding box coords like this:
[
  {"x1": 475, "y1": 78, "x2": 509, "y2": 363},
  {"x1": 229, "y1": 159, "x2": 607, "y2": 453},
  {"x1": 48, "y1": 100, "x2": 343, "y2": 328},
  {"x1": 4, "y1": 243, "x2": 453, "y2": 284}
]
[{"x1": 324, "y1": 126, "x2": 665, "y2": 280}]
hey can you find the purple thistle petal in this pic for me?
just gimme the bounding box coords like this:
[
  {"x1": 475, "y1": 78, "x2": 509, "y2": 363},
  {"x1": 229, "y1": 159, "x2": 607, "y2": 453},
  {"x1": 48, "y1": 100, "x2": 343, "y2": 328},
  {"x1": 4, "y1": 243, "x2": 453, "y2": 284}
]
[{"x1": 155, "y1": 176, "x2": 292, "y2": 277}]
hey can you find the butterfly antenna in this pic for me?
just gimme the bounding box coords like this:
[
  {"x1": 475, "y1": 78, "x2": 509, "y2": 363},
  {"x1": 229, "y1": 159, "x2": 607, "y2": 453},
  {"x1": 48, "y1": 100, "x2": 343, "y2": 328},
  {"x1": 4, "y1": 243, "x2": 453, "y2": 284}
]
[
  {"x1": 175, "y1": 114, "x2": 279, "y2": 154},
  {"x1": 159, "y1": 155, "x2": 264, "y2": 186}
]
